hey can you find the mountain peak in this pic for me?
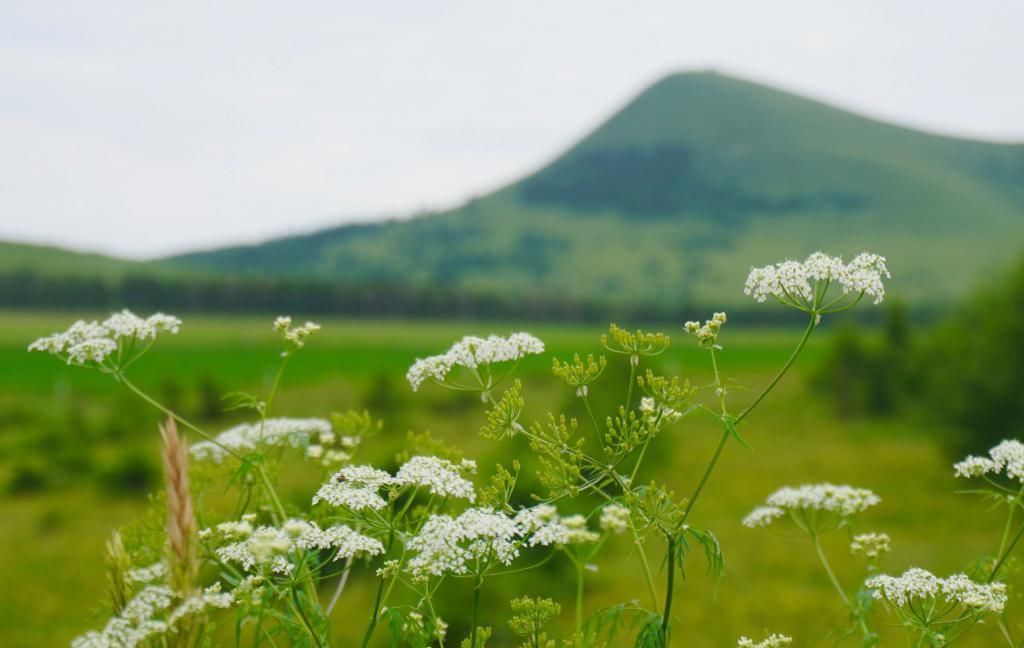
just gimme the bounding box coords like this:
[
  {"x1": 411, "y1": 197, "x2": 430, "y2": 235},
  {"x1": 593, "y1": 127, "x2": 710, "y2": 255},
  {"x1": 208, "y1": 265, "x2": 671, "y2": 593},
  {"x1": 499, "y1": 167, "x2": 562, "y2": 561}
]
[{"x1": 162, "y1": 74, "x2": 1024, "y2": 310}]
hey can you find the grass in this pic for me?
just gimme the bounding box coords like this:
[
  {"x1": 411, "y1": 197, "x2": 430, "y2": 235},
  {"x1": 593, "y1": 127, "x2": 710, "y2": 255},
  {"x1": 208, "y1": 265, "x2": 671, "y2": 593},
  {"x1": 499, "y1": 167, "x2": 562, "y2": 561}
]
[{"x1": 0, "y1": 311, "x2": 1011, "y2": 646}]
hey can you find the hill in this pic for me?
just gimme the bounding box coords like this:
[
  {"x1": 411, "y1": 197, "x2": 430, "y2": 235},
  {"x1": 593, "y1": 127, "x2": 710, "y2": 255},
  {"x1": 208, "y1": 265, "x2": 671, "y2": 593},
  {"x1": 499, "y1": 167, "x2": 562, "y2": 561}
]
[
  {"x1": 0, "y1": 241, "x2": 147, "y2": 279},
  {"x1": 11, "y1": 71, "x2": 1024, "y2": 310}
]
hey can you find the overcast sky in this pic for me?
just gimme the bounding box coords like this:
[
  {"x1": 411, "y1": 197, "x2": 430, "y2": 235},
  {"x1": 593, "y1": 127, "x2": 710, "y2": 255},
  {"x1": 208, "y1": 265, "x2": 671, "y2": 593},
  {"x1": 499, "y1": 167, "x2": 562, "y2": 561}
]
[{"x1": 2, "y1": 1, "x2": 1022, "y2": 259}]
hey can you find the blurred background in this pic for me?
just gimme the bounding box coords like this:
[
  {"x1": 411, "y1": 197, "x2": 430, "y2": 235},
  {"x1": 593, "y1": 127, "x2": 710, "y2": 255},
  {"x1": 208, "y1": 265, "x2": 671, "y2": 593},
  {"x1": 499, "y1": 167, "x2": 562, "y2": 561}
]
[{"x1": 1, "y1": 2, "x2": 1023, "y2": 646}]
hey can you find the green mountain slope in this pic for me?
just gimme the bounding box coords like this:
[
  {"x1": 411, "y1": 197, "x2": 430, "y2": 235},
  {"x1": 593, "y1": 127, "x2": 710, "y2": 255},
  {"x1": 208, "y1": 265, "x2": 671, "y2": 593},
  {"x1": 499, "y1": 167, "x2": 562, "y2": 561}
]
[
  {"x1": 160, "y1": 72, "x2": 1024, "y2": 306},
  {"x1": 0, "y1": 241, "x2": 147, "y2": 278}
]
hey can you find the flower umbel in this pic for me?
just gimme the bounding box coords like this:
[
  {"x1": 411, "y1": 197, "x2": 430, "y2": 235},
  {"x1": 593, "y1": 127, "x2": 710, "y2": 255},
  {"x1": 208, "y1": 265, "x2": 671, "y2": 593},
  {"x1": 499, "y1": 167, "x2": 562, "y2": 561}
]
[
  {"x1": 744, "y1": 483, "x2": 880, "y2": 533},
  {"x1": 744, "y1": 251, "x2": 890, "y2": 312},
  {"x1": 406, "y1": 332, "x2": 544, "y2": 391}
]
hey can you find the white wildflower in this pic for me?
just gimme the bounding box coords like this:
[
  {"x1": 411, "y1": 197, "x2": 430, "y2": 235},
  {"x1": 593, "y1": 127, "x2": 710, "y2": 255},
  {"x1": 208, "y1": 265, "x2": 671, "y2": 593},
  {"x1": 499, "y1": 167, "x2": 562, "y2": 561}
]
[
  {"x1": 406, "y1": 332, "x2": 544, "y2": 391},
  {"x1": 406, "y1": 508, "x2": 523, "y2": 579},
  {"x1": 215, "y1": 520, "x2": 254, "y2": 539},
  {"x1": 406, "y1": 354, "x2": 456, "y2": 392},
  {"x1": 850, "y1": 532, "x2": 891, "y2": 559},
  {"x1": 274, "y1": 316, "x2": 321, "y2": 349},
  {"x1": 742, "y1": 506, "x2": 785, "y2": 528},
  {"x1": 765, "y1": 483, "x2": 880, "y2": 517},
  {"x1": 514, "y1": 505, "x2": 598, "y2": 547},
  {"x1": 126, "y1": 562, "x2": 167, "y2": 584},
  {"x1": 291, "y1": 521, "x2": 385, "y2": 559},
  {"x1": 639, "y1": 396, "x2": 682, "y2": 423},
  {"x1": 942, "y1": 574, "x2": 1008, "y2": 614},
  {"x1": 599, "y1": 504, "x2": 630, "y2": 534},
  {"x1": 737, "y1": 634, "x2": 793, "y2": 648},
  {"x1": 71, "y1": 581, "x2": 229, "y2": 648},
  {"x1": 190, "y1": 418, "x2": 332, "y2": 462},
  {"x1": 67, "y1": 337, "x2": 118, "y2": 364},
  {"x1": 955, "y1": 439, "x2": 1024, "y2": 482},
  {"x1": 166, "y1": 584, "x2": 233, "y2": 626},
  {"x1": 29, "y1": 311, "x2": 181, "y2": 367},
  {"x1": 682, "y1": 311, "x2": 727, "y2": 348},
  {"x1": 866, "y1": 568, "x2": 1006, "y2": 614},
  {"x1": 313, "y1": 464, "x2": 393, "y2": 511},
  {"x1": 745, "y1": 484, "x2": 879, "y2": 532},
  {"x1": 744, "y1": 251, "x2": 890, "y2": 308},
  {"x1": 393, "y1": 456, "x2": 476, "y2": 501}
]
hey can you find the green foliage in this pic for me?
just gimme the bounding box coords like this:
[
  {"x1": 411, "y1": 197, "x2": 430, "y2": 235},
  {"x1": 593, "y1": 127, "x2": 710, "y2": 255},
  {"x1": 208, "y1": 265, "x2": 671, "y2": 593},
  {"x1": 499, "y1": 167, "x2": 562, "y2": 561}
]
[
  {"x1": 812, "y1": 303, "x2": 912, "y2": 418},
  {"x1": 602, "y1": 324, "x2": 670, "y2": 359},
  {"x1": 551, "y1": 354, "x2": 606, "y2": 392},
  {"x1": 921, "y1": 261, "x2": 1024, "y2": 452},
  {"x1": 481, "y1": 380, "x2": 525, "y2": 440},
  {"x1": 460, "y1": 626, "x2": 492, "y2": 648},
  {"x1": 636, "y1": 370, "x2": 695, "y2": 412},
  {"x1": 396, "y1": 428, "x2": 463, "y2": 464},
  {"x1": 478, "y1": 462, "x2": 520, "y2": 510},
  {"x1": 605, "y1": 406, "x2": 657, "y2": 457},
  {"x1": 9, "y1": 299, "x2": 1024, "y2": 648},
  {"x1": 508, "y1": 596, "x2": 562, "y2": 646},
  {"x1": 529, "y1": 414, "x2": 585, "y2": 499}
]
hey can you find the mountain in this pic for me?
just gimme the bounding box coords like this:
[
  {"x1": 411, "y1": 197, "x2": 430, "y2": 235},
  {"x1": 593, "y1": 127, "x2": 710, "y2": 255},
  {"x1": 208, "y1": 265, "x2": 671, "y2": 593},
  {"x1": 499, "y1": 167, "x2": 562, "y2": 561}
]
[
  {"x1": 0, "y1": 241, "x2": 147, "y2": 278},
  {"x1": 16, "y1": 72, "x2": 1024, "y2": 310}
]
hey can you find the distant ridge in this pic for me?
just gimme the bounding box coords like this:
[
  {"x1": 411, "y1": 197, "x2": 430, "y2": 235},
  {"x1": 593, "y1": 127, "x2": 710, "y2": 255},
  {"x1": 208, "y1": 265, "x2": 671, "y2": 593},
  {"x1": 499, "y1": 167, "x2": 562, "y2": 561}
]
[{"x1": 9, "y1": 72, "x2": 1024, "y2": 309}]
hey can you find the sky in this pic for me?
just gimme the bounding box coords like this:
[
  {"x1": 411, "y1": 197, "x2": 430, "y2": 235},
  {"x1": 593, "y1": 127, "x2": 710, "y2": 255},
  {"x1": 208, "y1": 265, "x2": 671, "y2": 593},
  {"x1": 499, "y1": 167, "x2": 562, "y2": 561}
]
[{"x1": 1, "y1": 1, "x2": 1022, "y2": 259}]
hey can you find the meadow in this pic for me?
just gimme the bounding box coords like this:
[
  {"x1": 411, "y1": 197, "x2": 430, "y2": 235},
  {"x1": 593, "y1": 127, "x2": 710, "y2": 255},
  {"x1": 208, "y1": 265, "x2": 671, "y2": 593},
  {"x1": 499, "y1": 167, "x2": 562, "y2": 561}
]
[{"x1": 0, "y1": 310, "x2": 1010, "y2": 646}]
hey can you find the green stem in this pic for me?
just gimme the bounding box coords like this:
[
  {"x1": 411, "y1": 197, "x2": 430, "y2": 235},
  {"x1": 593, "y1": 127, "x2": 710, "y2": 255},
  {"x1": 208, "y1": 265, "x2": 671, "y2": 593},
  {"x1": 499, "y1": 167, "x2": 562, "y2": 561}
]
[
  {"x1": 735, "y1": 314, "x2": 816, "y2": 425},
  {"x1": 710, "y1": 347, "x2": 727, "y2": 415},
  {"x1": 990, "y1": 521, "x2": 1024, "y2": 582},
  {"x1": 674, "y1": 316, "x2": 815, "y2": 535},
  {"x1": 361, "y1": 532, "x2": 396, "y2": 647},
  {"x1": 361, "y1": 574, "x2": 387, "y2": 648},
  {"x1": 291, "y1": 587, "x2": 324, "y2": 648},
  {"x1": 470, "y1": 573, "x2": 483, "y2": 647},
  {"x1": 629, "y1": 516, "x2": 660, "y2": 609},
  {"x1": 629, "y1": 436, "x2": 653, "y2": 486},
  {"x1": 575, "y1": 562, "x2": 585, "y2": 646},
  {"x1": 118, "y1": 374, "x2": 240, "y2": 458},
  {"x1": 813, "y1": 534, "x2": 851, "y2": 606},
  {"x1": 661, "y1": 535, "x2": 676, "y2": 642},
  {"x1": 582, "y1": 396, "x2": 610, "y2": 464},
  {"x1": 625, "y1": 356, "x2": 638, "y2": 410},
  {"x1": 676, "y1": 428, "x2": 730, "y2": 530},
  {"x1": 996, "y1": 496, "x2": 1019, "y2": 566},
  {"x1": 264, "y1": 354, "x2": 290, "y2": 418}
]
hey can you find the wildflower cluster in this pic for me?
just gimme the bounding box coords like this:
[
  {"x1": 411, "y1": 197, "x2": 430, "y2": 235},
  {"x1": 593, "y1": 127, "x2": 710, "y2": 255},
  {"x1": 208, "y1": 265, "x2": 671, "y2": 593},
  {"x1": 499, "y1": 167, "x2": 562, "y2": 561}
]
[
  {"x1": 28, "y1": 309, "x2": 181, "y2": 366},
  {"x1": 866, "y1": 568, "x2": 1007, "y2": 614},
  {"x1": 406, "y1": 508, "x2": 523, "y2": 578},
  {"x1": 72, "y1": 582, "x2": 231, "y2": 648},
  {"x1": 47, "y1": 253, "x2": 1012, "y2": 648},
  {"x1": 207, "y1": 518, "x2": 384, "y2": 576},
  {"x1": 743, "y1": 483, "x2": 880, "y2": 532},
  {"x1": 190, "y1": 417, "x2": 332, "y2": 462},
  {"x1": 850, "y1": 532, "x2": 891, "y2": 560},
  {"x1": 954, "y1": 439, "x2": 1024, "y2": 481},
  {"x1": 313, "y1": 456, "x2": 477, "y2": 511},
  {"x1": 406, "y1": 332, "x2": 544, "y2": 391},
  {"x1": 552, "y1": 353, "x2": 606, "y2": 397},
  {"x1": 683, "y1": 311, "x2": 727, "y2": 348},
  {"x1": 601, "y1": 323, "x2": 670, "y2": 364},
  {"x1": 273, "y1": 316, "x2": 321, "y2": 352},
  {"x1": 736, "y1": 634, "x2": 793, "y2": 648},
  {"x1": 744, "y1": 251, "x2": 890, "y2": 311}
]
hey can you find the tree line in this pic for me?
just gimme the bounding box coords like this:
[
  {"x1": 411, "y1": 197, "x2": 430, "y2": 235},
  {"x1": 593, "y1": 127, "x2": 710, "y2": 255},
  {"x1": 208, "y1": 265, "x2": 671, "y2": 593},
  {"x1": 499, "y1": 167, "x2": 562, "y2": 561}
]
[{"x1": 0, "y1": 268, "x2": 910, "y2": 324}]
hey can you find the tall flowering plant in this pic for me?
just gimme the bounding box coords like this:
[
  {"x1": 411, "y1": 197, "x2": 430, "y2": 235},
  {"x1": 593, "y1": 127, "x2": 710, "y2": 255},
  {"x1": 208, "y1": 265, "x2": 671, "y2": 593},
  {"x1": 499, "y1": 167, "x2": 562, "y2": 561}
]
[{"x1": 32, "y1": 252, "x2": 1017, "y2": 647}]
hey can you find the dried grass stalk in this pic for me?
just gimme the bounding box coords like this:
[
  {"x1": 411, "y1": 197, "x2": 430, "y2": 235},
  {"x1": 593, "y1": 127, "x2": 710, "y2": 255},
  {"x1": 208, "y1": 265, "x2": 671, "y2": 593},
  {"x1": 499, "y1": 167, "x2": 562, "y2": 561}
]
[{"x1": 161, "y1": 417, "x2": 198, "y2": 596}]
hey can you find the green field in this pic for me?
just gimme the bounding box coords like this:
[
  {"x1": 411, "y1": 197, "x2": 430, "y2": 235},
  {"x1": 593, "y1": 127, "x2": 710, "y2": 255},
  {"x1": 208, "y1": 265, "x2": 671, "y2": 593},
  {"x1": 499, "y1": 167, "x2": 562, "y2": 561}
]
[{"x1": 0, "y1": 312, "x2": 1011, "y2": 646}]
